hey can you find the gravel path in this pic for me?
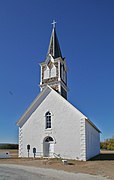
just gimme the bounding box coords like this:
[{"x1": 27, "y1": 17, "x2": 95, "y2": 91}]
[{"x1": 0, "y1": 164, "x2": 109, "y2": 180}]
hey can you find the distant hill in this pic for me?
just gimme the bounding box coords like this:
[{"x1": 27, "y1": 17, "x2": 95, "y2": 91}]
[
  {"x1": 0, "y1": 144, "x2": 5, "y2": 146},
  {"x1": 0, "y1": 143, "x2": 18, "y2": 149}
]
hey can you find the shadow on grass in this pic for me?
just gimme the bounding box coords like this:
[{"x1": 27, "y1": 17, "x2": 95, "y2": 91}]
[{"x1": 90, "y1": 152, "x2": 114, "y2": 161}]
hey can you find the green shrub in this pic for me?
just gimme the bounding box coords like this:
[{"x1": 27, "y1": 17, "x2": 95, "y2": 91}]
[{"x1": 100, "y1": 138, "x2": 114, "y2": 150}]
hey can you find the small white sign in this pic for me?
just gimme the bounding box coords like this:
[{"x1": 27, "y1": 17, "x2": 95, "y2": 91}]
[{"x1": 0, "y1": 152, "x2": 10, "y2": 158}]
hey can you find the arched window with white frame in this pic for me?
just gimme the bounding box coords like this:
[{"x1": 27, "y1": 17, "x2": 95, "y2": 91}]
[{"x1": 45, "y1": 111, "x2": 51, "y2": 129}]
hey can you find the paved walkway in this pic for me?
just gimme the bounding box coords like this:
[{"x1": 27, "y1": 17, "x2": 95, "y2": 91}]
[{"x1": 0, "y1": 164, "x2": 109, "y2": 180}]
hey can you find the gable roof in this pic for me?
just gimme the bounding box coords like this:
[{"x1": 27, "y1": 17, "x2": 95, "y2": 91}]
[
  {"x1": 16, "y1": 86, "x2": 51, "y2": 127},
  {"x1": 85, "y1": 118, "x2": 101, "y2": 133},
  {"x1": 17, "y1": 85, "x2": 100, "y2": 133}
]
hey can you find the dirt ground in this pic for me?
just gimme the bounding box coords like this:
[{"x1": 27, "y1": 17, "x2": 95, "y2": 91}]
[{"x1": 0, "y1": 150, "x2": 114, "y2": 179}]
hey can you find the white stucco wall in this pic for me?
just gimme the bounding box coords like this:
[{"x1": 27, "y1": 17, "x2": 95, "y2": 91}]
[
  {"x1": 85, "y1": 120, "x2": 100, "y2": 160},
  {"x1": 18, "y1": 88, "x2": 100, "y2": 161},
  {"x1": 18, "y1": 89, "x2": 85, "y2": 160}
]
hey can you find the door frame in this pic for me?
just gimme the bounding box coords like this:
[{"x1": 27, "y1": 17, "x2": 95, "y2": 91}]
[{"x1": 43, "y1": 136, "x2": 55, "y2": 157}]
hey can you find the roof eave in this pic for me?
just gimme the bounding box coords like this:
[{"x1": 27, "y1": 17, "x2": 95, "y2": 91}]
[
  {"x1": 16, "y1": 86, "x2": 51, "y2": 126},
  {"x1": 85, "y1": 118, "x2": 101, "y2": 133}
]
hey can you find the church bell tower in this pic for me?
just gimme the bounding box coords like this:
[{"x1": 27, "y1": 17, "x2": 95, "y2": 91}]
[{"x1": 40, "y1": 21, "x2": 68, "y2": 99}]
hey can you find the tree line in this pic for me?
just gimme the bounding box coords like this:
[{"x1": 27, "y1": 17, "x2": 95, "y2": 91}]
[
  {"x1": 0, "y1": 139, "x2": 114, "y2": 150},
  {"x1": 100, "y1": 138, "x2": 114, "y2": 150},
  {"x1": 0, "y1": 144, "x2": 18, "y2": 149}
]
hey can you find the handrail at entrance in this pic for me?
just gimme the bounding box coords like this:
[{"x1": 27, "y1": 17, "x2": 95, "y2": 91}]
[{"x1": 53, "y1": 153, "x2": 61, "y2": 159}]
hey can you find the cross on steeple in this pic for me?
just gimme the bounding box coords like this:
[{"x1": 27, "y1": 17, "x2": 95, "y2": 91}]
[{"x1": 51, "y1": 20, "x2": 56, "y2": 29}]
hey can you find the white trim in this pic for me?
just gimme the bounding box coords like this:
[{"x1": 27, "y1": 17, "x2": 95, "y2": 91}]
[
  {"x1": 80, "y1": 118, "x2": 86, "y2": 161},
  {"x1": 58, "y1": 61, "x2": 61, "y2": 81},
  {"x1": 42, "y1": 136, "x2": 56, "y2": 144},
  {"x1": 40, "y1": 65, "x2": 42, "y2": 84}
]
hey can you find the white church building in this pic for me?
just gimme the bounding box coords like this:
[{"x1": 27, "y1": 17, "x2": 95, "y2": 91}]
[{"x1": 17, "y1": 22, "x2": 100, "y2": 161}]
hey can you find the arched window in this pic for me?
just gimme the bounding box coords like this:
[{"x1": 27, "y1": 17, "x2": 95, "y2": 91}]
[
  {"x1": 45, "y1": 136, "x2": 53, "y2": 142},
  {"x1": 45, "y1": 111, "x2": 51, "y2": 129}
]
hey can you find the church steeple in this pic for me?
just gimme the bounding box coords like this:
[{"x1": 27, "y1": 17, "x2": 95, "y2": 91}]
[
  {"x1": 40, "y1": 21, "x2": 68, "y2": 99},
  {"x1": 47, "y1": 21, "x2": 62, "y2": 59}
]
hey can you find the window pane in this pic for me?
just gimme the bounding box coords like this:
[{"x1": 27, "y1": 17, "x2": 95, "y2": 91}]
[{"x1": 45, "y1": 112, "x2": 51, "y2": 129}]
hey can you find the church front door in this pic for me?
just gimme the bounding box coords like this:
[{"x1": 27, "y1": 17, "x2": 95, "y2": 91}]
[{"x1": 43, "y1": 136, "x2": 54, "y2": 157}]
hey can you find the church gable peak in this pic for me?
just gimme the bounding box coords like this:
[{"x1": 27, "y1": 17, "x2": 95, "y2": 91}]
[{"x1": 47, "y1": 21, "x2": 62, "y2": 59}]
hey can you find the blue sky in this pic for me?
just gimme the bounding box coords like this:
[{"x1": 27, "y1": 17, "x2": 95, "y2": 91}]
[{"x1": 0, "y1": 0, "x2": 114, "y2": 143}]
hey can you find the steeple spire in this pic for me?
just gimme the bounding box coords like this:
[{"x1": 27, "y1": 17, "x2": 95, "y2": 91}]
[
  {"x1": 47, "y1": 20, "x2": 62, "y2": 59},
  {"x1": 40, "y1": 22, "x2": 68, "y2": 99}
]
